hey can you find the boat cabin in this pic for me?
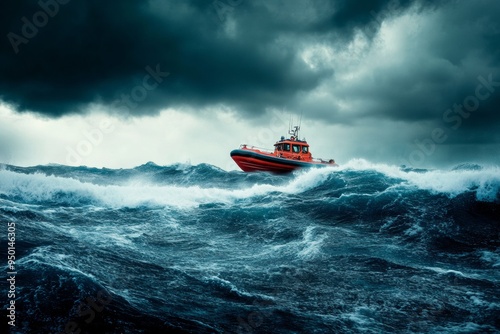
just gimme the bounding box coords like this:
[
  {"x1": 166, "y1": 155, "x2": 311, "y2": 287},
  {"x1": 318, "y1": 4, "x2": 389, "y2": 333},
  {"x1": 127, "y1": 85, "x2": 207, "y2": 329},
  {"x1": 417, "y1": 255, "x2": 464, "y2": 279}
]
[{"x1": 274, "y1": 136, "x2": 313, "y2": 161}]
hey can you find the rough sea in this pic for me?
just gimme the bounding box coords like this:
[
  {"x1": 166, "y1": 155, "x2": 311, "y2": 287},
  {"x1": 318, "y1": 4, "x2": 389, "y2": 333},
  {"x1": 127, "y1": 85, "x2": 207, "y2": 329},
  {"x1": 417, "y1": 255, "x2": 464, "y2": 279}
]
[{"x1": 1, "y1": 160, "x2": 499, "y2": 334}]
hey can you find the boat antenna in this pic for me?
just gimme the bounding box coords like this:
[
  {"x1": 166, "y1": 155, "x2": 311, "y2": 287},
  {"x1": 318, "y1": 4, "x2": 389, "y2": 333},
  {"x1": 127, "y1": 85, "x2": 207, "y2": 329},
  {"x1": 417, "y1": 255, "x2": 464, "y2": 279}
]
[
  {"x1": 288, "y1": 113, "x2": 301, "y2": 139},
  {"x1": 288, "y1": 114, "x2": 291, "y2": 135},
  {"x1": 298, "y1": 111, "x2": 303, "y2": 139}
]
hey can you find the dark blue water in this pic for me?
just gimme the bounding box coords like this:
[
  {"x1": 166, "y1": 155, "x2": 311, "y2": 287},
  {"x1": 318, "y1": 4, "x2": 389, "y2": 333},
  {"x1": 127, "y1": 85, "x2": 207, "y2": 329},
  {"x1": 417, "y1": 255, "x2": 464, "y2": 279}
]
[{"x1": 1, "y1": 160, "x2": 499, "y2": 333}]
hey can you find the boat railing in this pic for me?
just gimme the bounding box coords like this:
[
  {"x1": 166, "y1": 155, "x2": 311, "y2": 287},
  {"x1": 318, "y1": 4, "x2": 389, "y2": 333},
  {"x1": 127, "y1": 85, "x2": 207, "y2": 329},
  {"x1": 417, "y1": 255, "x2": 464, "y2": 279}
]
[{"x1": 239, "y1": 144, "x2": 274, "y2": 154}]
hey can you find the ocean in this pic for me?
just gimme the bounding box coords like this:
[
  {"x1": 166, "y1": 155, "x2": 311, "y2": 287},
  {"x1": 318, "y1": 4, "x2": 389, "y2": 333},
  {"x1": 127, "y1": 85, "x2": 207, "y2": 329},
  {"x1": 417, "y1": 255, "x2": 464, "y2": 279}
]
[{"x1": 1, "y1": 160, "x2": 499, "y2": 333}]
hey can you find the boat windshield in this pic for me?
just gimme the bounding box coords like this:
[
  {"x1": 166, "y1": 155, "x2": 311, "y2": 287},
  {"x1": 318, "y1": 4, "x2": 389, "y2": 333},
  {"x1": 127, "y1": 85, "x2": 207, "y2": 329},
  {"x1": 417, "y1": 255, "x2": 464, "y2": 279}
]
[
  {"x1": 302, "y1": 146, "x2": 309, "y2": 153},
  {"x1": 292, "y1": 144, "x2": 300, "y2": 153},
  {"x1": 284, "y1": 143, "x2": 290, "y2": 151}
]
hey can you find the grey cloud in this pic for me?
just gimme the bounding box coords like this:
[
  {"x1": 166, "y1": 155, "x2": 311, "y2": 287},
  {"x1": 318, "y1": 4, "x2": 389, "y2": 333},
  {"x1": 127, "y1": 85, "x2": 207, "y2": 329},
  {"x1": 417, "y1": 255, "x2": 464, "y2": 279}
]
[{"x1": 0, "y1": 0, "x2": 447, "y2": 118}]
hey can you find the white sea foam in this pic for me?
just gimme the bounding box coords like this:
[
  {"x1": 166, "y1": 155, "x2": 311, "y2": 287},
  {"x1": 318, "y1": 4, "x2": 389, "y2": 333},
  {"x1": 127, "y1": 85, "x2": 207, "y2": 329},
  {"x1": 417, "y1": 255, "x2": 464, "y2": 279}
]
[
  {"x1": 340, "y1": 158, "x2": 500, "y2": 201},
  {"x1": 269, "y1": 226, "x2": 327, "y2": 259},
  {"x1": 1, "y1": 159, "x2": 498, "y2": 210},
  {"x1": 0, "y1": 164, "x2": 332, "y2": 209},
  {"x1": 17, "y1": 246, "x2": 96, "y2": 281},
  {"x1": 424, "y1": 266, "x2": 466, "y2": 277},
  {"x1": 422, "y1": 266, "x2": 490, "y2": 282},
  {"x1": 480, "y1": 250, "x2": 500, "y2": 267},
  {"x1": 341, "y1": 306, "x2": 379, "y2": 331},
  {"x1": 297, "y1": 226, "x2": 327, "y2": 259}
]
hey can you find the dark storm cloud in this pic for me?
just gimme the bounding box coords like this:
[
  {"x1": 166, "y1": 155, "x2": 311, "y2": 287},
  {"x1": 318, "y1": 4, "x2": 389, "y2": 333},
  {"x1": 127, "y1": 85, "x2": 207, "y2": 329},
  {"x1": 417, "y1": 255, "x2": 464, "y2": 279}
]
[
  {"x1": 1, "y1": 0, "x2": 445, "y2": 118},
  {"x1": 297, "y1": 0, "x2": 500, "y2": 135},
  {"x1": 310, "y1": 0, "x2": 439, "y2": 38}
]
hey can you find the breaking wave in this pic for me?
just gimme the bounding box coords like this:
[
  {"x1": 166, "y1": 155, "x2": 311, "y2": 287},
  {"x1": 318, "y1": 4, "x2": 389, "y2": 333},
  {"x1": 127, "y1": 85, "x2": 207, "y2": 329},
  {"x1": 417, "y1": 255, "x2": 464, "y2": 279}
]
[{"x1": 1, "y1": 159, "x2": 498, "y2": 209}]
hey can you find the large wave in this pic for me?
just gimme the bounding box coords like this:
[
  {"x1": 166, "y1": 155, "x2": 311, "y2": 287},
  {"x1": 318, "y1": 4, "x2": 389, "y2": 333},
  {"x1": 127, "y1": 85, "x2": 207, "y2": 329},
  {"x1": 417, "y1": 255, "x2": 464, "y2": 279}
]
[
  {"x1": 0, "y1": 160, "x2": 499, "y2": 210},
  {"x1": 340, "y1": 159, "x2": 500, "y2": 202}
]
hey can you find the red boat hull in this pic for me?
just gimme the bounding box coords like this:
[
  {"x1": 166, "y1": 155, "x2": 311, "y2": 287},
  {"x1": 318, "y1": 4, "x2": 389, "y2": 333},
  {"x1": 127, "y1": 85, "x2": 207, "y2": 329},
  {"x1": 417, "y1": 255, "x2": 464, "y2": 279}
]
[{"x1": 230, "y1": 149, "x2": 335, "y2": 173}]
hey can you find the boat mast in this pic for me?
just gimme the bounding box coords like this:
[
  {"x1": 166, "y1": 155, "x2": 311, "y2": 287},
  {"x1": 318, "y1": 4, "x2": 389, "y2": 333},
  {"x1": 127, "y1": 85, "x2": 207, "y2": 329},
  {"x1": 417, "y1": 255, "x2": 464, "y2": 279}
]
[
  {"x1": 288, "y1": 124, "x2": 300, "y2": 139},
  {"x1": 287, "y1": 112, "x2": 302, "y2": 139}
]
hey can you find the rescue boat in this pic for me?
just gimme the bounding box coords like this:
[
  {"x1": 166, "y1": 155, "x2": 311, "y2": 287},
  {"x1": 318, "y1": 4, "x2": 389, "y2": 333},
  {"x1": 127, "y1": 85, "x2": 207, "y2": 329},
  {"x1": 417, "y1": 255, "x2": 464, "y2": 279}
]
[{"x1": 230, "y1": 125, "x2": 338, "y2": 173}]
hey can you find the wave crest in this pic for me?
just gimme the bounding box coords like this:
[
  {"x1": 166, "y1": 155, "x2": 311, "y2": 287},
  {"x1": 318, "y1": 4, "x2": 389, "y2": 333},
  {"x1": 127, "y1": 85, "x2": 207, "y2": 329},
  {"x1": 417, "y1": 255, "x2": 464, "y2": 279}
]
[{"x1": 0, "y1": 160, "x2": 499, "y2": 211}]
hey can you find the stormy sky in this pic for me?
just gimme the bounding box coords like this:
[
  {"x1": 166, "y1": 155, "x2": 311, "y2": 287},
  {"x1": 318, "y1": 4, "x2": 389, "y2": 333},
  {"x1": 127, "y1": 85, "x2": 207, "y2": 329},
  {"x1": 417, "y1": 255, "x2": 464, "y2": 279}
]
[{"x1": 1, "y1": 0, "x2": 499, "y2": 169}]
